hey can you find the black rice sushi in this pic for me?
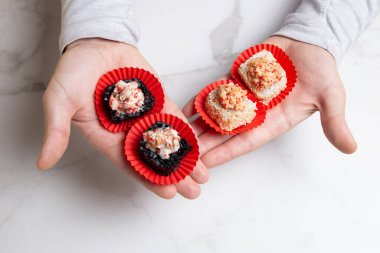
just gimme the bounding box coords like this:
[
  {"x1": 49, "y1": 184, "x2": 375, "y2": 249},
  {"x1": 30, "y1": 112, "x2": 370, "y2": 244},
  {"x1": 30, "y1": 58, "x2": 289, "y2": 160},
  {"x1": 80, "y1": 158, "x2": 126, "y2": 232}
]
[{"x1": 139, "y1": 121, "x2": 192, "y2": 176}]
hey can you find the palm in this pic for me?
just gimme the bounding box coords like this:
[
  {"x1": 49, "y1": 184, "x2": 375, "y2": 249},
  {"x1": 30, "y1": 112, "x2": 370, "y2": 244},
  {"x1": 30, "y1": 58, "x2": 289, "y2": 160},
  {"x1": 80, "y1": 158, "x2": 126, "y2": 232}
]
[
  {"x1": 184, "y1": 36, "x2": 356, "y2": 168},
  {"x1": 38, "y1": 39, "x2": 208, "y2": 199}
]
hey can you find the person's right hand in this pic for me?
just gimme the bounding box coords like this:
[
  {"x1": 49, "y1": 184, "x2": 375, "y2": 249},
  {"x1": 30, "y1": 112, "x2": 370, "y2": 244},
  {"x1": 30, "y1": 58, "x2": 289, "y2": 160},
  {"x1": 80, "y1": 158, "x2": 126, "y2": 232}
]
[
  {"x1": 36, "y1": 38, "x2": 209, "y2": 199},
  {"x1": 183, "y1": 36, "x2": 357, "y2": 168}
]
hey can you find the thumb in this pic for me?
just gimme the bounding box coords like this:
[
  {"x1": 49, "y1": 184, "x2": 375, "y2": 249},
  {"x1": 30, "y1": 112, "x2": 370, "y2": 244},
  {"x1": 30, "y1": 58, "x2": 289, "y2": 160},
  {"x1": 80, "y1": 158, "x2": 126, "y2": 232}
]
[
  {"x1": 319, "y1": 83, "x2": 357, "y2": 154},
  {"x1": 37, "y1": 89, "x2": 74, "y2": 170}
]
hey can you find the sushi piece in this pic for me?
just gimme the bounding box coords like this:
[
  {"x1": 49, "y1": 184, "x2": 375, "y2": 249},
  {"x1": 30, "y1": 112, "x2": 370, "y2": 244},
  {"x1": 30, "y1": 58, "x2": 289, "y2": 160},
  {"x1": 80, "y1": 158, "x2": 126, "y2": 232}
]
[
  {"x1": 139, "y1": 121, "x2": 192, "y2": 176},
  {"x1": 103, "y1": 78, "x2": 155, "y2": 123},
  {"x1": 205, "y1": 82, "x2": 257, "y2": 131},
  {"x1": 238, "y1": 50, "x2": 286, "y2": 104},
  {"x1": 125, "y1": 113, "x2": 200, "y2": 184}
]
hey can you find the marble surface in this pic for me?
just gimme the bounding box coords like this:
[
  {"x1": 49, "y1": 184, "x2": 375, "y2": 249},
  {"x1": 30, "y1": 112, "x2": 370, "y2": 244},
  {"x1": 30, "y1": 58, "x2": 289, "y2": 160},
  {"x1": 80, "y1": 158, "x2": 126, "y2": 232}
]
[{"x1": 1, "y1": 0, "x2": 380, "y2": 252}]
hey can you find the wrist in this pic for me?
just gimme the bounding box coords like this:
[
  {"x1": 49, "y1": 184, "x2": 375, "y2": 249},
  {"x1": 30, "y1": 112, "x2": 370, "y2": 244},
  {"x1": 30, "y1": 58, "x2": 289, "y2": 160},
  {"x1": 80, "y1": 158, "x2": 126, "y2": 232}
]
[
  {"x1": 67, "y1": 38, "x2": 109, "y2": 50},
  {"x1": 265, "y1": 35, "x2": 336, "y2": 64},
  {"x1": 264, "y1": 35, "x2": 295, "y2": 50},
  {"x1": 67, "y1": 38, "x2": 135, "y2": 49}
]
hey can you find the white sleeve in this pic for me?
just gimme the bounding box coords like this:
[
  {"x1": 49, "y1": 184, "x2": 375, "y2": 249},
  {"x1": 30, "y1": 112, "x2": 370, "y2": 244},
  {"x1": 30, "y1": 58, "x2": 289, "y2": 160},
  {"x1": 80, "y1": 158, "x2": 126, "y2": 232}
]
[
  {"x1": 59, "y1": 0, "x2": 139, "y2": 53},
  {"x1": 273, "y1": 0, "x2": 380, "y2": 61}
]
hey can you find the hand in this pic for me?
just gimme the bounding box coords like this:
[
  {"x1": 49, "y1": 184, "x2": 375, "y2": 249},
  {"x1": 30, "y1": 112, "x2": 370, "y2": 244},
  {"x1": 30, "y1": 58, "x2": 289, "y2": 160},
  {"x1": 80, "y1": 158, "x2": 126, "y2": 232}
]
[
  {"x1": 183, "y1": 36, "x2": 357, "y2": 168},
  {"x1": 37, "y1": 38, "x2": 208, "y2": 199}
]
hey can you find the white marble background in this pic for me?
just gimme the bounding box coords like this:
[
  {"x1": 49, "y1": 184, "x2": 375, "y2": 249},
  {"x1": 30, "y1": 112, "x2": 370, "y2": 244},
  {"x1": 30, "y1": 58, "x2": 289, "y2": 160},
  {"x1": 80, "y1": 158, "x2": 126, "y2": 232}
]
[{"x1": 1, "y1": 0, "x2": 380, "y2": 252}]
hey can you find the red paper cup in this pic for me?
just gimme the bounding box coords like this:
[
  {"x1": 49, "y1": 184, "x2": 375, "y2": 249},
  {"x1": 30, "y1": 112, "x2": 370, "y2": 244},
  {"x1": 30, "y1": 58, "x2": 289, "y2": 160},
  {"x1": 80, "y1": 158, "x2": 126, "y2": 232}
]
[
  {"x1": 194, "y1": 79, "x2": 266, "y2": 135},
  {"x1": 94, "y1": 67, "x2": 165, "y2": 132},
  {"x1": 124, "y1": 113, "x2": 200, "y2": 185},
  {"x1": 231, "y1": 44, "x2": 297, "y2": 109}
]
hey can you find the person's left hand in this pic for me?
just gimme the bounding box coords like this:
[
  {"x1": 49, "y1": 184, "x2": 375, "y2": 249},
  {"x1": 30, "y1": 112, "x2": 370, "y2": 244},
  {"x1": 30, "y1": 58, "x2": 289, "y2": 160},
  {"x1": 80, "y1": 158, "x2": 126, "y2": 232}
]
[{"x1": 182, "y1": 36, "x2": 356, "y2": 168}]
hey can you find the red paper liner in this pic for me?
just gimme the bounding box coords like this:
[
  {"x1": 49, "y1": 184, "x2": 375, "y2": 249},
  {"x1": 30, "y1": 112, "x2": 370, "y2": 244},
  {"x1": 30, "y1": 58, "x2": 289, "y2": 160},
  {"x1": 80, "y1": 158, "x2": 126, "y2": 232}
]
[
  {"x1": 94, "y1": 67, "x2": 165, "y2": 132},
  {"x1": 124, "y1": 113, "x2": 200, "y2": 185},
  {"x1": 231, "y1": 44, "x2": 297, "y2": 109},
  {"x1": 194, "y1": 80, "x2": 266, "y2": 135}
]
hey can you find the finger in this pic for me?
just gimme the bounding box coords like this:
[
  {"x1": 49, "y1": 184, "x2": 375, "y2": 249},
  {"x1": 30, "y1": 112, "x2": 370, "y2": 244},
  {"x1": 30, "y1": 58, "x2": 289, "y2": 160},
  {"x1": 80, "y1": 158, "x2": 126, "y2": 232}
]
[
  {"x1": 157, "y1": 98, "x2": 208, "y2": 194},
  {"x1": 189, "y1": 161, "x2": 209, "y2": 184},
  {"x1": 182, "y1": 96, "x2": 196, "y2": 118},
  {"x1": 37, "y1": 91, "x2": 74, "y2": 170},
  {"x1": 124, "y1": 162, "x2": 178, "y2": 199},
  {"x1": 201, "y1": 132, "x2": 268, "y2": 168},
  {"x1": 144, "y1": 182, "x2": 177, "y2": 199},
  {"x1": 175, "y1": 176, "x2": 201, "y2": 199},
  {"x1": 198, "y1": 130, "x2": 232, "y2": 154},
  {"x1": 201, "y1": 105, "x2": 309, "y2": 168},
  {"x1": 74, "y1": 119, "x2": 178, "y2": 199},
  {"x1": 319, "y1": 85, "x2": 357, "y2": 154},
  {"x1": 190, "y1": 117, "x2": 210, "y2": 136}
]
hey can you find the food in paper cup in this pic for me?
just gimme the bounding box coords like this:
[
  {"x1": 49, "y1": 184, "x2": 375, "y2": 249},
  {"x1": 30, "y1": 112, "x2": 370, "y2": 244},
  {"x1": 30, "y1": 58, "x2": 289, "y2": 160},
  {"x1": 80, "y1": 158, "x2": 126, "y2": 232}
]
[
  {"x1": 124, "y1": 113, "x2": 199, "y2": 185},
  {"x1": 94, "y1": 67, "x2": 165, "y2": 132}
]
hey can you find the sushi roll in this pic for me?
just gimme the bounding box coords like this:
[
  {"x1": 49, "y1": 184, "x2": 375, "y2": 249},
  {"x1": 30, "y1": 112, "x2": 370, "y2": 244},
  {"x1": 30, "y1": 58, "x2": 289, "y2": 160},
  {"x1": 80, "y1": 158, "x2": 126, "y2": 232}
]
[
  {"x1": 238, "y1": 50, "x2": 287, "y2": 104},
  {"x1": 103, "y1": 78, "x2": 155, "y2": 123},
  {"x1": 205, "y1": 82, "x2": 257, "y2": 131},
  {"x1": 139, "y1": 121, "x2": 192, "y2": 176}
]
